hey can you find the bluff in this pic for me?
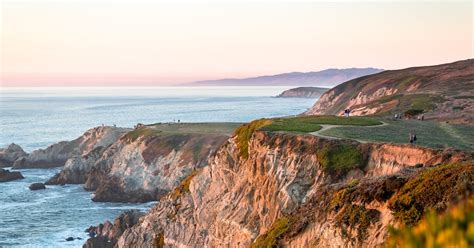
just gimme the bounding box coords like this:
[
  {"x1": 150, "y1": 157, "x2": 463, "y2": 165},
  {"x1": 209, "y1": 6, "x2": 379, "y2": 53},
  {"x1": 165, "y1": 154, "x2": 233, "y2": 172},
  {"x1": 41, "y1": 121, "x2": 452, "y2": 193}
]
[
  {"x1": 47, "y1": 124, "x2": 232, "y2": 202},
  {"x1": 277, "y1": 87, "x2": 328, "y2": 98},
  {"x1": 109, "y1": 129, "x2": 473, "y2": 247},
  {"x1": 305, "y1": 59, "x2": 474, "y2": 123},
  {"x1": 12, "y1": 126, "x2": 129, "y2": 169}
]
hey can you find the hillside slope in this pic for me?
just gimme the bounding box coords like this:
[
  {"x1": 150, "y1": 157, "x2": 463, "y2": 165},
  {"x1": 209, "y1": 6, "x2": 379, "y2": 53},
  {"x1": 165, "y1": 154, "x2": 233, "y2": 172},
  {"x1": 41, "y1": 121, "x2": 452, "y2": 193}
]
[
  {"x1": 305, "y1": 59, "x2": 474, "y2": 123},
  {"x1": 277, "y1": 87, "x2": 329, "y2": 98},
  {"x1": 186, "y1": 68, "x2": 382, "y2": 87}
]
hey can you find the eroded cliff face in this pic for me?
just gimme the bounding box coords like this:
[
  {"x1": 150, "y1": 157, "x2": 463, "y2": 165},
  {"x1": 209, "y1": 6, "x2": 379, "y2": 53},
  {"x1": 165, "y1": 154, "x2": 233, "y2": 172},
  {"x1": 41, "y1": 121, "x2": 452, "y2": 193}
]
[
  {"x1": 115, "y1": 131, "x2": 472, "y2": 247},
  {"x1": 12, "y1": 126, "x2": 129, "y2": 169},
  {"x1": 49, "y1": 130, "x2": 229, "y2": 203}
]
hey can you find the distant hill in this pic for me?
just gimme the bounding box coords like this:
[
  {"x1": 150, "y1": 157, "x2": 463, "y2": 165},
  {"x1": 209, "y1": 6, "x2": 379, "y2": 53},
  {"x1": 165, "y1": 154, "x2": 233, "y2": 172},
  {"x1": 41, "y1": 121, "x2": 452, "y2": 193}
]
[
  {"x1": 185, "y1": 68, "x2": 382, "y2": 87},
  {"x1": 305, "y1": 59, "x2": 474, "y2": 124},
  {"x1": 276, "y1": 87, "x2": 329, "y2": 98}
]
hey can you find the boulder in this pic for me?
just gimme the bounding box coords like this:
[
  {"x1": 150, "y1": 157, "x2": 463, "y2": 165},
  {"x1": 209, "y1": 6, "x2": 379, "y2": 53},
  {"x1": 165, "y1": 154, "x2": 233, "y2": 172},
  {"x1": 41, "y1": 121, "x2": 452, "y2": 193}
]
[
  {"x1": 83, "y1": 210, "x2": 144, "y2": 248},
  {"x1": 29, "y1": 182, "x2": 46, "y2": 190},
  {"x1": 0, "y1": 168, "x2": 24, "y2": 182},
  {"x1": 0, "y1": 143, "x2": 28, "y2": 167}
]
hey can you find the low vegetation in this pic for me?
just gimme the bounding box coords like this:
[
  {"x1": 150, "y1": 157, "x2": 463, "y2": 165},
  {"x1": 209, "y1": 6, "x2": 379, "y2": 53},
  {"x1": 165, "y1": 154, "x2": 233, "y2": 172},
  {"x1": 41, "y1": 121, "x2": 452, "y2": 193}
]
[
  {"x1": 234, "y1": 119, "x2": 273, "y2": 159},
  {"x1": 386, "y1": 197, "x2": 474, "y2": 248},
  {"x1": 169, "y1": 170, "x2": 200, "y2": 200},
  {"x1": 123, "y1": 127, "x2": 162, "y2": 142},
  {"x1": 388, "y1": 163, "x2": 474, "y2": 225},
  {"x1": 335, "y1": 204, "x2": 380, "y2": 241},
  {"x1": 321, "y1": 119, "x2": 474, "y2": 151},
  {"x1": 261, "y1": 115, "x2": 380, "y2": 133},
  {"x1": 317, "y1": 144, "x2": 365, "y2": 177},
  {"x1": 250, "y1": 217, "x2": 290, "y2": 248}
]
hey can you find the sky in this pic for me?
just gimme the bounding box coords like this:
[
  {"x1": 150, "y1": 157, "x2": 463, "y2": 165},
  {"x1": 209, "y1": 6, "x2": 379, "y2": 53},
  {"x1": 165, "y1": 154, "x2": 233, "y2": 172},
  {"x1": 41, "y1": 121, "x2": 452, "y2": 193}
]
[{"x1": 1, "y1": 0, "x2": 473, "y2": 87}]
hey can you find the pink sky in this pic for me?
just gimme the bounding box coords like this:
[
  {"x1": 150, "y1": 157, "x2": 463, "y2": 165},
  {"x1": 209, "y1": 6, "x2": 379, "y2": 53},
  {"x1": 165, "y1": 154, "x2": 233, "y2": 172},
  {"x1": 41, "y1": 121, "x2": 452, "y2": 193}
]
[{"x1": 1, "y1": 1, "x2": 473, "y2": 87}]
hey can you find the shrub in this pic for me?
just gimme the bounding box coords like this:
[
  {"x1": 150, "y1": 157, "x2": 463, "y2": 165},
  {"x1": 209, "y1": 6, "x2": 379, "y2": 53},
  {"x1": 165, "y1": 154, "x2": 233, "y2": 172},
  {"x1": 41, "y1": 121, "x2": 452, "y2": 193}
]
[
  {"x1": 251, "y1": 217, "x2": 290, "y2": 248},
  {"x1": 168, "y1": 170, "x2": 200, "y2": 200},
  {"x1": 386, "y1": 197, "x2": 474, "y2": 248},
  {"x1": 388, "y1": 163, "x2": 474, "y2": 225},
  {"x1": 234, "y1": 119, "x2": 272, "y2": 159},
  {"x1": 335, "y1": 204, "x2": 380, "y2": 241},
  {"x1": 317, "y1": 144, "x2": 364, "y2": 177},
  {"x1": 404, "y1": 109, "x2": 424, "y2": 118}
]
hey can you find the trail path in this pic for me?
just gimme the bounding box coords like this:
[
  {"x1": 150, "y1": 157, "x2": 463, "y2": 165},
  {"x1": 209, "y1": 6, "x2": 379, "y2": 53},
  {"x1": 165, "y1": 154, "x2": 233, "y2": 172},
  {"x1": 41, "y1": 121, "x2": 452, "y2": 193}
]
[
  {"x1": 309, "y1": 122, "x2": 388, "y2": 143},
  {"x1": 439, "y1": 122, "x2": 472, "y2": 147}
]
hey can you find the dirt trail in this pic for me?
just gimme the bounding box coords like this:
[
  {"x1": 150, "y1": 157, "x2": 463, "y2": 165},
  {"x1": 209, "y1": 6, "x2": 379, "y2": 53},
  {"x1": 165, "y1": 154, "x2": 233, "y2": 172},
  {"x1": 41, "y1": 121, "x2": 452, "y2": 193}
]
[
  {"x1": 439, "y1": 122, "x2": 471, "y2": 147},
  {"x1": 310, "y1": 122, "x2": 388, "y2": 143}
]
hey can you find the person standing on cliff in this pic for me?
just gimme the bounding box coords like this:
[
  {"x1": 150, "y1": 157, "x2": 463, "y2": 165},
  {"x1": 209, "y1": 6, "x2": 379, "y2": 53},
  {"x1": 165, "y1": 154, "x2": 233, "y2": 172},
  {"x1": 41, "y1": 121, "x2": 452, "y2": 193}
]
[{"x1": 409, "y1": 132, "x2": 414, "y2": 144}]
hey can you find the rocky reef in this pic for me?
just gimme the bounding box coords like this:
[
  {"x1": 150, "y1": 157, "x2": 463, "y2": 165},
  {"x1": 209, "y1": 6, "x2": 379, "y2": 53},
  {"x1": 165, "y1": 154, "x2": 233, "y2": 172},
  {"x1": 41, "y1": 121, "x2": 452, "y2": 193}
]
[
  {"x1": 111, "y1": 129, "x2": 472, "y2": 247},
  {"x1": 0, "y1": 143, "x2": 27, "y2": 167},
  {"x1": 0, "y1": 168, "x2": 24, "y2": 182},
  {"x1": 83, "y1": 210, "x2": 144, "y2": 248},
  {"x1": 12, "y1": 126, "x2": 130, "y2": 169}
]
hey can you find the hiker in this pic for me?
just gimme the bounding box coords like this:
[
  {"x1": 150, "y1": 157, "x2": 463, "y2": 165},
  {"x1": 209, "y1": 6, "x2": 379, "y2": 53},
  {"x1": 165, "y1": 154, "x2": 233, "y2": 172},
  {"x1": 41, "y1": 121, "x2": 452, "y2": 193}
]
[
  {"x1": 421, "y1": 114, "x2": 424, "y2": 121},
  {"x1": 347, "y1": 108, "x2": 351, "y2": 117},
  {"x1": 409, "y1": 132, "x2": 413, "y2": 144},
  {"x1": 178, "y1": 119, "x2": 181, "y2": 123},
  {"x1": 413, "y1": 133, "x2": 417, "y2": 144},
  {"x1": 394, "y1": 113, "x2": 398, "y2": 120}
]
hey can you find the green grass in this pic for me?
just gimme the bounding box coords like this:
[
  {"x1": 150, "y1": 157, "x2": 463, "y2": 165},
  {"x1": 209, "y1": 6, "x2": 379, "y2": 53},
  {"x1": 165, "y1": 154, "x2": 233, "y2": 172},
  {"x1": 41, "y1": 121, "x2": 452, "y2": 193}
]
[
  {"x1": 250, "y1": 217, "x2": 290, "y2": 248},
  {"x1": 122, "y1": 122, "x2": 241, "y2": 143},
  {"x1": 123, "y1": 128, "x2": 163, "y2": 142},
  {"x1": 321, "y1": 120, "x2": 474, "y2": 151},
  {"x1": 234, "y1": 119, "x2": 273, "y2": 159},
  {"x1": 317, "y1": 144, "x2": 365, "y2": 177},
  {"x1": 260, "y1": 115, "x2": 381, "y2": 133}
]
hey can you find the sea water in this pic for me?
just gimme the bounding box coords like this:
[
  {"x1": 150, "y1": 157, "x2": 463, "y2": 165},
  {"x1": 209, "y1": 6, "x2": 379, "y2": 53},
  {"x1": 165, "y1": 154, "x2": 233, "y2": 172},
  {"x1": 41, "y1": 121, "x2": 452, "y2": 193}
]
[{"x1": 0, "y1": 86, "x2": 317, "y2": 247}]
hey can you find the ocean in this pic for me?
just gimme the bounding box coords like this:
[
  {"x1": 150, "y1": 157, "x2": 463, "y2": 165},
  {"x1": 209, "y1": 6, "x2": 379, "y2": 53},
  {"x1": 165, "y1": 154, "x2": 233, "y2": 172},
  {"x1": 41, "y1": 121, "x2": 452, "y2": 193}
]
[{"x1": 0, "y1": 86, "x2": 317, "y2": 247}]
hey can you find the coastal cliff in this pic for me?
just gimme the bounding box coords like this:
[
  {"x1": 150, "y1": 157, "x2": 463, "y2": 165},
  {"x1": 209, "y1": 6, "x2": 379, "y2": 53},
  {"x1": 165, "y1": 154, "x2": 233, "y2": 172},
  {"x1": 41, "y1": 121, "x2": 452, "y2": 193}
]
[
  {"x1": 277, "y1": 87, "x2": 328, "y2": 98},
  {"x1": 47, "y1": 124, "x2": 232, "y2": 202},
  {"x1": 109, "y1": 129, "x2": 472, "y2": 247},
  {"x1": 12, "y1": 126, "x2": 129, "y2": 169},
  {"x1": 305, "y1": 59, "x2": 474, "y2": 123}
]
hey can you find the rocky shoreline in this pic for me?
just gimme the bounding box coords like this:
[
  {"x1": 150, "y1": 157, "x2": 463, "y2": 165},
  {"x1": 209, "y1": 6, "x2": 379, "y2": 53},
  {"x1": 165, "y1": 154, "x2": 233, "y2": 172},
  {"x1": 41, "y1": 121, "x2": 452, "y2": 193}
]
[{"x1": 0, "y1": 168, "x2": 24, "y2": 182}]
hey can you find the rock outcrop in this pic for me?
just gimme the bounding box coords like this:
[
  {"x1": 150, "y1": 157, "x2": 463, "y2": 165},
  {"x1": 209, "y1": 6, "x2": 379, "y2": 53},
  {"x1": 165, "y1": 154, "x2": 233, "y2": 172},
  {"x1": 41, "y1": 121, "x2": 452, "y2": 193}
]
[
  {"x1": 115, "y1": 131, "x2": 472, "y2": 247},
  {"x1": 305, "y1": 59, "x2": 474, "y2": 123},
  {"x1": 84, "y1": 210, "x2": 144, "y2": 248},
  {"x1": 29, "y1": 182, "x2": 46, "y2": 190},
  {"x1": 277, "y1": 87, "x2": 328, "y2": 98},
  {"x1": 0, "y1": 168, "x2": 24, "y2": 182},
  {"x1": 13, "y1": 126, "x2": 129, "y2": 169},
  {"x1": 0, "y1": 143, "x2": 28, "y2": 167},
  {"x1": 48, "y1": 126, "x2": 230, "y2": 203}
]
